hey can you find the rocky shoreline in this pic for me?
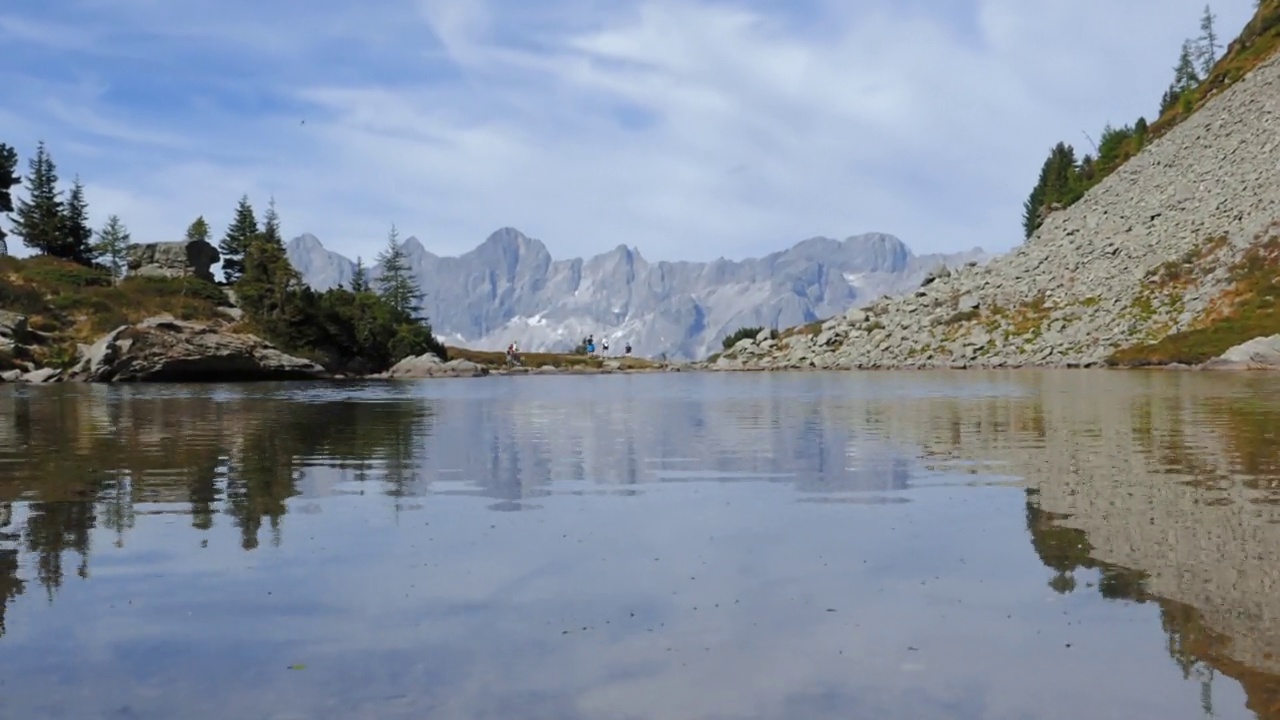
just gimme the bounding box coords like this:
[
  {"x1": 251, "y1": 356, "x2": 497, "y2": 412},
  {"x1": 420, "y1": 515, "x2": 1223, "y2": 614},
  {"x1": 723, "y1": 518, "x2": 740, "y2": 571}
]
[
  {"x1": 702, "y1": 325, "x2": 1280, "y2": 372},
  {"x1": 0, "y1": 312, "x2": 698, "y2": 384},
  {"x1": 4, "y1": 313, "x2": 1277, "y2": 386}
]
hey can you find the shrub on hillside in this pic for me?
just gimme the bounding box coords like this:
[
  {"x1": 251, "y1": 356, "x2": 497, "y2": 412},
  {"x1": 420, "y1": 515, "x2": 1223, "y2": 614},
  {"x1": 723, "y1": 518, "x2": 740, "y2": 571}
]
[{"x1": 722, "y1": 326, "x2": 768, "y2": 350}]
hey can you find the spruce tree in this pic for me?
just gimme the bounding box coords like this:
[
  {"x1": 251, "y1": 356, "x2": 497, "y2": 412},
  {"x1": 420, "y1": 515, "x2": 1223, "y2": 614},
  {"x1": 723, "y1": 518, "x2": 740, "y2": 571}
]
[
  {"x1": 12, "y1": 141, "x2": 64, "y2": 257},
  {"x1": 94, "y1": 215, "x2": 131, "y2": 283},
  {"x1": 60, "y1": 177, "x2": 97, "y2": 266},
  {"x1": 219, "y1": 195, "x2": 258, "y2": 283},
  {"x1": 184, "y1": 216, "x2": 211, "y2": 244},
  {"x1": 375, "y1": 225, "x2": 423, "y2": 321},
  {"x1": 1174, "y1": 39, "x2": 1201, "y2": 93},
  {"x1": 1198, "y1": 5, "x2": 1221, "y2": 76},
  {"x1": 260, "y1": 196, "x2": 283, "y2": 248},
  {"x1": 0, "y1": 143, "x2": 18, "y2": 256},
  {"x1": 350, "y1": 256, "x2": 369, "y2": 293},
  {"x1": 1021, "y1": 143, "x2": 1079, "y2": 239}
]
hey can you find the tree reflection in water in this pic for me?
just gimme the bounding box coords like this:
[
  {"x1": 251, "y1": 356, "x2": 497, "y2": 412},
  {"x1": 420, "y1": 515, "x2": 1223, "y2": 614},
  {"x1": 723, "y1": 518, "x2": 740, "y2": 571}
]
[{"x1": 0, "y1": 386, "x2": 432, "y2": 638}]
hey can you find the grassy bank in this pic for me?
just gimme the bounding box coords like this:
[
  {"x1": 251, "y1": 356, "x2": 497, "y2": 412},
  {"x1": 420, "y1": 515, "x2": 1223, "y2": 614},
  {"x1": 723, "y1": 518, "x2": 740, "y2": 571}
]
[{"x1": 0, "y1": 255, "x2": 230, "y2": 369}]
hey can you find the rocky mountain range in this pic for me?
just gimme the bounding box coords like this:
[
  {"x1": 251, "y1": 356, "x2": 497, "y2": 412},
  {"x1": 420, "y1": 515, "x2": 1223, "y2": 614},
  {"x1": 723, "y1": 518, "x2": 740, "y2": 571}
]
[{"x1": 285, "y1": 229, "x2": 989, "y2": 359}]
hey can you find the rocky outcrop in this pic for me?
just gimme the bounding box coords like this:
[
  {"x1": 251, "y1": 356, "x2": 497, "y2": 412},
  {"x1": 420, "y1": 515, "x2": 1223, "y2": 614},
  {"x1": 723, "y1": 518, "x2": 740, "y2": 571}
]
[
  {"x1": 381, "y1": 352, "x2": 488, "y2": 379},
  {"x1": 126, "y1": 240, "x2": 220, "y2": 283},
  {"x1": 722, "y1": 49, "x2": 1280, "y2": 371},
  {"x1": 0, "y1": 310, "x2": 29, "y2": 352},
  {"x1": 0, "y1": 308, "x2": 28, "y2": 348},
  {"x1": 63, "y1": 315, "x2": 326, "y2": 382},
  {"x1": 1202, "y1": 334, "x2": 1280, "y2": 370}
]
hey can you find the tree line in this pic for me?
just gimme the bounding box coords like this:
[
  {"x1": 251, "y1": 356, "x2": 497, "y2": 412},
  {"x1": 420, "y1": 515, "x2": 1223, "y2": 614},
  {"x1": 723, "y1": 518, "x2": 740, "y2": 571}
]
[
  {"x1": 1021, "y1": 4, "x2": 1225, "y2": 239},
  {"x1": 0, "y1": 141, "x2": 131, "y2": 278},
  {"x1": 0, "y1": 140, "x2": 446, "y2": 372}
]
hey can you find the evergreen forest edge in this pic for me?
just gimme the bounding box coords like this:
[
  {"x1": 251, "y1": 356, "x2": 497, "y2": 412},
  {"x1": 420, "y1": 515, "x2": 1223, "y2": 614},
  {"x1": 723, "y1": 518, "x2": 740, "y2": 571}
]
[{"x1": 0, "y1": 142, "x2": 446, "y2": 374}]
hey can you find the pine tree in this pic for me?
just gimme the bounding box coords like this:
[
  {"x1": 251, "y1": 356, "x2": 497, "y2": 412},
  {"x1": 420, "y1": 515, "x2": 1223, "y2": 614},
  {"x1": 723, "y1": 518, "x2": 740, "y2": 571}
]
[
  {"x1": 0, "y1": 143, "x2": 19, "y2": 256},
  {"x1": 59, "y1": 177, "x2": 97, "y2": 266},
  {"x1": 260, "y1": 196, "x2": 283, "y2": 248},
  {"x1": 1174, "y1": 38, "x2": 1201, "y2": 93},
  {"x1": 350, "y1": 256, "x2": 369, "y2": 293},
  {"x1": 238, "y1": 234, "x2": 301, "y2": 320},
  {"x1": 94, "y1": 215, "x2": 131, "y2": 283},
  {"x1": 1021, "y1": 143, "x2": 1079, "y2": 239},
  {"x1": 184, "y1": 216, "x2": 211, "y2": 244},
  {"x1": 219, "y1": 195, "x2": 258, "y2": 283},
  {"x1": 12, "y1": 141, "x2": 64, "y2": 257},
  {"x1": 1197, "y1": 5, "x2": 1221, "y2": 76},
  {"x1": 375, "y1": 225, "x2": 423, "y2": 321}
]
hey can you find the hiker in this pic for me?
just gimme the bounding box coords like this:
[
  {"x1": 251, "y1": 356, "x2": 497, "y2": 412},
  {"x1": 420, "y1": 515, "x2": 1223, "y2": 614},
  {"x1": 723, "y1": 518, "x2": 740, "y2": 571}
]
[
  {"x1": 624, "y1": 342, "x2": 632, "y2": 356},
  {"x1": 506, "y1": 342, "x2": 522, "y2": 367},
  {"x1": 602, "y1": 338, "x2": 610, "y2": 355}
]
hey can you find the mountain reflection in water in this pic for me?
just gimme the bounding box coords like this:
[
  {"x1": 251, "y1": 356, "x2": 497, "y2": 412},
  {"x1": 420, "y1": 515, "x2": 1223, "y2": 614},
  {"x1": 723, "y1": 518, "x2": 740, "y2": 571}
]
[{"x1": 0, "y1": 371, "x2": 1278, "y2": 719}]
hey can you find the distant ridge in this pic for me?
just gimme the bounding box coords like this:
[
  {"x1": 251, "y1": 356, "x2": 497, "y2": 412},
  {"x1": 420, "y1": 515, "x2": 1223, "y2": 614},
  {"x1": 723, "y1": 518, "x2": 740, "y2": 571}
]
[{"x1": 285, "y1": 228, "x2": 990, "y2": 359}]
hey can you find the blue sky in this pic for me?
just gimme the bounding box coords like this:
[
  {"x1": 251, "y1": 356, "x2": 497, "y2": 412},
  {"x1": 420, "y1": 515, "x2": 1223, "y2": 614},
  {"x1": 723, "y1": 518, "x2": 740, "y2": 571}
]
[{"x1": 0, "y1": 0, "x2": 1258, "y2": 262}]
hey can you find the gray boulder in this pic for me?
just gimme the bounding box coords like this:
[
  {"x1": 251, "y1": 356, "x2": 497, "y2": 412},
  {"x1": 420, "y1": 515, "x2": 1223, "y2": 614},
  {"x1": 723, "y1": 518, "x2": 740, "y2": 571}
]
[
  {"x1": 1200, "y1": 334, "x2": 1280, "y2": 370},
  {"x1": 66, "y1": 315, "x2": 327, "y2": 382},
  {"x1": 383, "y1": 353, "x2": 488, "y2": 378},
  {"x1": 126, "y1": 240, "x2": 221, "y2": 283}
]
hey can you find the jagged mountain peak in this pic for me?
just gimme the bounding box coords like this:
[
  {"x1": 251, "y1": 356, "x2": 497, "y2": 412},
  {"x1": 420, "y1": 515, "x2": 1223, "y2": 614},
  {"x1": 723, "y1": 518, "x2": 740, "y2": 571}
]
[{"x1": 285, "y1": 229, "x2": 992, "y2": 359}]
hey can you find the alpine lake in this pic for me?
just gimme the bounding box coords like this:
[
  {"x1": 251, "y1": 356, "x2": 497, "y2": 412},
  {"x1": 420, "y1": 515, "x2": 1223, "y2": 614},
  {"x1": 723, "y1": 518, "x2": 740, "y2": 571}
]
[{"x1": 1, "y1": 370, "x2": 1279, "y2": 719}]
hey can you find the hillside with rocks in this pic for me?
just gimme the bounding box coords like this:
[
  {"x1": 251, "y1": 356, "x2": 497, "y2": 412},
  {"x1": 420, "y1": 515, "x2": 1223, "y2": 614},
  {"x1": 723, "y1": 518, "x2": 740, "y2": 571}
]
[{"x1": 716, "y1": 26, "x2": 1280, "y2": 371}]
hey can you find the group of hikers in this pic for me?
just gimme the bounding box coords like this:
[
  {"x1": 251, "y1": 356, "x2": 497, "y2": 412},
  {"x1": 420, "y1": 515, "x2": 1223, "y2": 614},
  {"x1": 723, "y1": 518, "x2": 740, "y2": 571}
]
[
  {"x1": 504, "y1": 334, "x2": 632, "y2": 367},
  {"x1": 579, "y1": 334, "x2": 631, "y2": 357}
]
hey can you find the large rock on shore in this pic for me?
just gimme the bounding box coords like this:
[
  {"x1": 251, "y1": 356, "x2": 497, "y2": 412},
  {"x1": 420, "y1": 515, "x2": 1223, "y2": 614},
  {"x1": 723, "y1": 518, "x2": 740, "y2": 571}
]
[
  {"x1": 126, "y1": 240, "x2": 220, "y2": 283},
  {"x1": 1201, "y1": 335, "x2": 1280, "y2": 370},
  {"x1": 65, "y1": 315, "x2": 327, "y2": 382},
  {"x1": 382, "y1": 352, "x2": 488, "y2": 378}
]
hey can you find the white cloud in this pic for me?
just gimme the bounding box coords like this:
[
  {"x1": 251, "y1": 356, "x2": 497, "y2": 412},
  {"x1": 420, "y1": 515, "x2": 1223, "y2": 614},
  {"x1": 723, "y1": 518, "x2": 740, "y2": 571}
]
[{"x1": 0, "y1": 0, "x2": 1259, "y2": 262}]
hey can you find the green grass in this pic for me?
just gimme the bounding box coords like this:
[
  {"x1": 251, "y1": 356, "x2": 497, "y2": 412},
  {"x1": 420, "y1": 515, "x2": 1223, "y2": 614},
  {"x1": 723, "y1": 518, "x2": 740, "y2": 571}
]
[
  {"x1": 0, "y1": 255, "x2": 229, "y2": 366},
  {"x1": 1109, "y1": 229, "x2": 1280, "y2": 365}
]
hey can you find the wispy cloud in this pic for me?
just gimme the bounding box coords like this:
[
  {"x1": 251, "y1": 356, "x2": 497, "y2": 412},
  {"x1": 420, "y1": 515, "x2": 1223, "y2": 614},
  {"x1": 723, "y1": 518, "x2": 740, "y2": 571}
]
[{"x1": 0, "y1": 0, "x2": 1258, "y2": 261}]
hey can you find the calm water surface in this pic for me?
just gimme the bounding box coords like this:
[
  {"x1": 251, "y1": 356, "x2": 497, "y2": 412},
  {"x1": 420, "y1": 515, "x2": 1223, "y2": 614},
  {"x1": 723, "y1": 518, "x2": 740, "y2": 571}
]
[{"x1": 1, "y1": 371, "x2": 1279, "y2": 719}]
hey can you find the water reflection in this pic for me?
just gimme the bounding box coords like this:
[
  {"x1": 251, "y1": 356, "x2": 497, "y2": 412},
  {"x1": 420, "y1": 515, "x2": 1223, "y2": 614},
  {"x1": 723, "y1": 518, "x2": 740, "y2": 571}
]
[
  {"x1": 0, "y1": 372, "x2": 1278, "y2": 718},
  {"x1": 859, "y1": 371, "x2": 1280, "y2": 719}
]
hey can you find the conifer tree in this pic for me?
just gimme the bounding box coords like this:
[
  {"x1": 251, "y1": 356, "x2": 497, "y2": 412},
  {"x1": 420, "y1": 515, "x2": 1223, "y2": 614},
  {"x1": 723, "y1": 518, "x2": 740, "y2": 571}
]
[
  {"x1": 1021, "y1": 143, "x2": 1079, "y2": 239},
  {"x1": 1173, "y1": 38, "x2": 1201, "y2": 93},
  {"x1": 184, "y1": 216, "x2": 211, "y2": 244},
  {"x1": 350, "y1": 256, "x2": 369, "y2": 293},
  {"x1": 375, "y1": 225, "x2": 423, "y2": 321},
  {"x1": 219, "y1": 195, "x2": 258, "y2": 283},
  {"x1": 94, "y1": 215, "x2": 131, "y2": 283},
  {"x1": 260, "y1": 196, "x2": 283, "y2": 248},
  {"x1": 12, "y1": 141, "x2": 64, "y2": 257},
  {"x1": 238, "y1": 233, "x2": 301, "y2": 321},
  {"x1": 59, "y1": 177, "x2": 97, "y2": 266},
  {"x1": 0, "y1": 143, "x2": 18, "y2": 256},
  {"x1": 1198, "y1": 5, "x2": 1221, "y2": 76}
]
